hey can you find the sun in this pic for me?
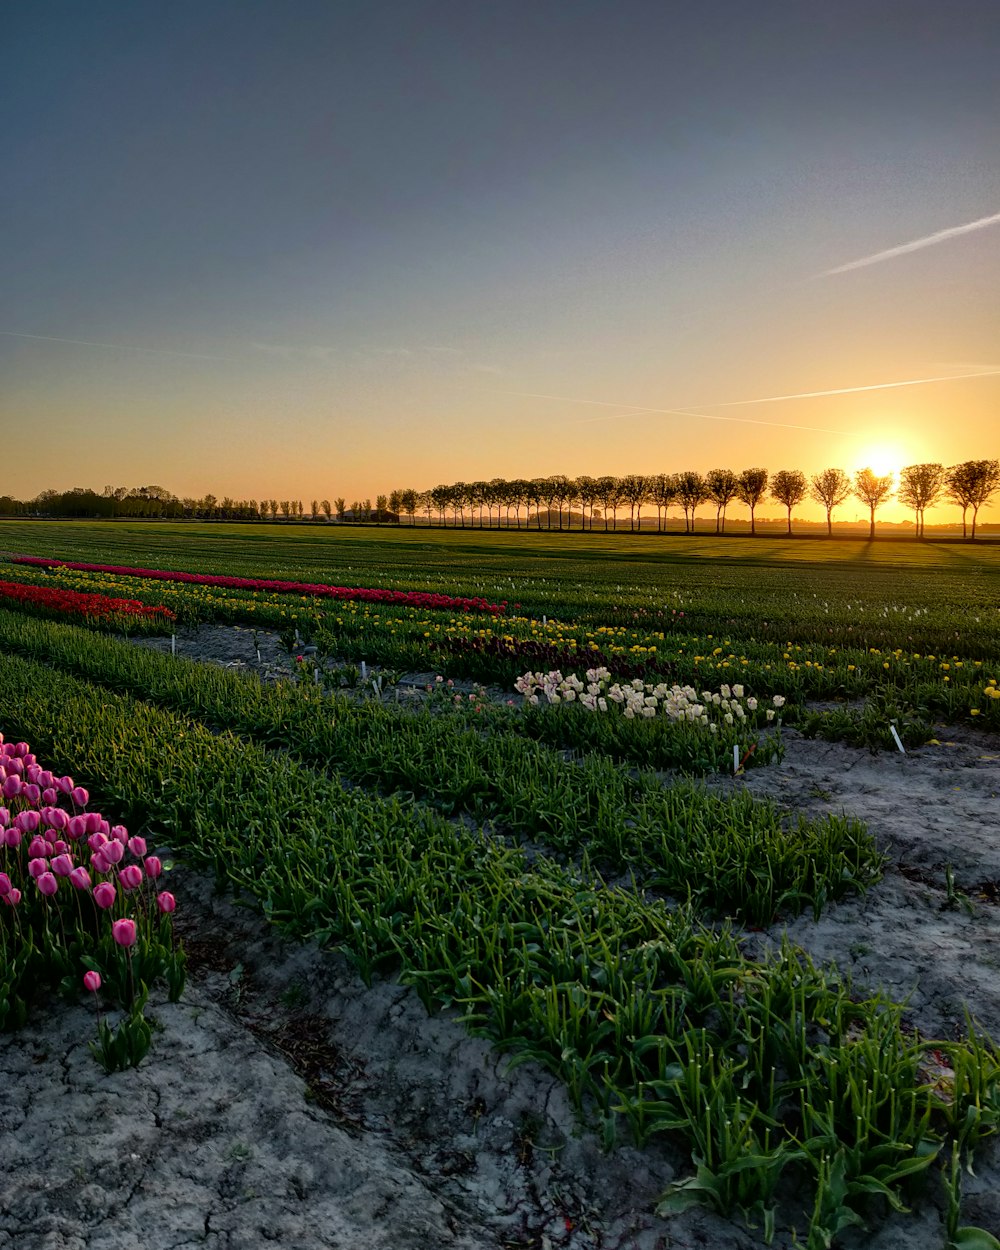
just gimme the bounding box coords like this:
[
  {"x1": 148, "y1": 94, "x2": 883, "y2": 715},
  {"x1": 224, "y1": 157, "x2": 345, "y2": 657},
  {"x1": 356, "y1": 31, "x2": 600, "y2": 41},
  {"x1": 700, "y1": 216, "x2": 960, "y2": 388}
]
[{"x1": 852, "y1": 444, "x2": 906, "y2": 479}]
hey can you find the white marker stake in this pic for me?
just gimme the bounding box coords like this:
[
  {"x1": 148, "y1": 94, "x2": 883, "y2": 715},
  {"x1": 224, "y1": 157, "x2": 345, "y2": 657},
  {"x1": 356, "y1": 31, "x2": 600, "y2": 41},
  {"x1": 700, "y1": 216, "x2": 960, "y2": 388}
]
[
  {"x1": 314, "y1": 667, "x2": 320, "y2": 685},
  {"x1": 171, "y1": 635, "x2": 176, "y2": 657},
  {"x1": 733, "y1": 744, "x2": 740, "y2": 774},
  {"x1": 361, "y1": 660, "x2": 367, "y2": 680},
  {"x1": 256, "y1": 647, "x2": 261, "y2": 663},
  {"x1": 294, "y1": 628, "x2": 300, "y2": 646},
  {"x1": 890, "y1": 724, "x2": 906, "y2": 754}
]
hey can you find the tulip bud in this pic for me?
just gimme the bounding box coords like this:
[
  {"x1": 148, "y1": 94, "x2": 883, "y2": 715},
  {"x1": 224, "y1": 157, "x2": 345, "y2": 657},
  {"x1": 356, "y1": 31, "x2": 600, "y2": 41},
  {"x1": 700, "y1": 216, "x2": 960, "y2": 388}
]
[
  {"x1": 22, "y1": 783, "x2": 41, "y2": 805},
  {"x1": 90, "y1": 850, "x2": 110, "y2": 875},
  {"x1": 93, "y1": 882, "x2": 116, "y2": 909},
  {"x1": 16, "y1": 811, "x2": 41, "y2": 834},
  {"x1": 2, "y1": 777, "x2": 21, "y2": 798},
  {"x1": 36, "y1": 871, "x2": 58, "y2": 897},
  {"x1": 127, "y1": 836, "x2": 147, "y2": 858},
  {"x1": 0, "y1": 872, "x2": 10, "y2": 896},
  {"x1": 28, "y1": 858, "x2": 49, "y2": 879},
  {"x1": 0, "y1": 807, "x2": 7, "y2": 827},
  {"x1": 69, "y1": 866, "x2": 92, "y2": 891},
  {"x1": 71, "y1": 786, "x2": 89, "y2": 807},
  {"x1": 103, "y1": 840, "x2": 124, "y2": 865},
  {"x1": 143, "y1": 855, "x2": 162, "y2": 879},
  {"x1": 83, "y1": 970, "x2": 102, "y2": 993},
  {"x1": 112, "y1": 918, "x2": 137, "y2": 947},
  {"x1": 27, "y1": 834, "x2": 49, "y2": 858},
  {"x1": 87, "y1": 831, "x2": 108, "y2": 852},
  {"x1": 42, "y1": 787, "x2": 58, "y2": 805},
  {"x1": 119, "y1": 865, "x2": 143, "y2": 891},
  {"x1": 156, "y1": 891, "x2": 176, "y2": 914},
  {"x1": 51, "y1": 853, "x2": 74, "y2": 877},
  {"x1": 3, "y1": 888, "x2": 22, "y2": 906}
]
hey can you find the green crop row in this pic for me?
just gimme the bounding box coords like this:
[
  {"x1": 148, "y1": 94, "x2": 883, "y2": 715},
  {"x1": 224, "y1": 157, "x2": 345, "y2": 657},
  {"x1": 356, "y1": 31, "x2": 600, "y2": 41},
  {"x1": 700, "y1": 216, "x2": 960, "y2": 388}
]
[
  {"x1": 0, "y1": 610, "x2": 881, "y2": 924},
  {"x1": 1, "y1": 647, "x2": 998, "y2": 1246}
]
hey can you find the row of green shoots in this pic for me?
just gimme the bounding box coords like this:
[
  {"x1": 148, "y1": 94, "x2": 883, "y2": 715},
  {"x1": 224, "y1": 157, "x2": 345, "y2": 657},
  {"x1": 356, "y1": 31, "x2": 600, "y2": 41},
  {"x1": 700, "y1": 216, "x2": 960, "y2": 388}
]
[{"x1": 0, "y1": 635, "x2": 999, "y2": 1245}]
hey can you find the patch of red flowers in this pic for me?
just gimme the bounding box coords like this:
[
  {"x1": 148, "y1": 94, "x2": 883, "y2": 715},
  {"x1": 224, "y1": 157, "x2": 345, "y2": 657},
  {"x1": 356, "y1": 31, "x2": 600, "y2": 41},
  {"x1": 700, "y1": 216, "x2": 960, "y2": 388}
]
[
  {"x1": 12, "y1": 556, "x2": 507, "y2": 615},
  {"x1": 0, "y1": 579, "x2": 176, "y2": 625}
]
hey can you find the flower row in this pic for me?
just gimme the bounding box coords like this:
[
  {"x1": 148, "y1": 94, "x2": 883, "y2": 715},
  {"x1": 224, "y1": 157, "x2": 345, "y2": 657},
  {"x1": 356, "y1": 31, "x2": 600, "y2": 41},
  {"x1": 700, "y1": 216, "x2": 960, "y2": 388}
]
[
  {"x1": 514, "y1": 669, "x2": 786, "y2": 726},
  {"x1": 12, "y1": 556, "x2": 506, "y2": 615},
  {"x1": 0, "y1": 578, "x2": 175, "y2": 626}
]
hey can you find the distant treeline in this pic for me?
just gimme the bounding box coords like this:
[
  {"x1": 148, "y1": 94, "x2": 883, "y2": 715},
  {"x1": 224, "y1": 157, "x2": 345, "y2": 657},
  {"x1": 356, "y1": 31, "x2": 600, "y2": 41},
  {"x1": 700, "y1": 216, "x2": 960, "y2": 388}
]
[{"x1": 3, "y1": 460, "x2": 998, "y2": 538}]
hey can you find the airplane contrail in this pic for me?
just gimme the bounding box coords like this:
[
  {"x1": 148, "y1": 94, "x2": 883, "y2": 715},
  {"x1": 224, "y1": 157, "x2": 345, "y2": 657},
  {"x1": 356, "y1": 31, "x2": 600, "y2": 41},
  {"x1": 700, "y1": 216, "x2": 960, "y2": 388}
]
[
  {"x1": 820, "y1": 210, "x2": 1000, "y2": 276},
  {"x1": 712, "y1": 367, "x2": 1000, "y2": 406},
  {"x1": 513, "y1": 366, "x2": 1000, "y2": 426},
  {"x1": 0, "y1": 331, "x2": 233, "y2": 362},
  {"x1": 512, "y1": 392, "x2": 841, "y2": 433}
]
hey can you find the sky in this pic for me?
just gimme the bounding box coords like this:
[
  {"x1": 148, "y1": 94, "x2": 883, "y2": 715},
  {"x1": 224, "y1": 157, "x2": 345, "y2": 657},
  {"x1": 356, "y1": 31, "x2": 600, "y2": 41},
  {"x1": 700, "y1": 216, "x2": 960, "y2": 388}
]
[{"x1": 2, "y1": 0, "x2": 999, "y2": 523}]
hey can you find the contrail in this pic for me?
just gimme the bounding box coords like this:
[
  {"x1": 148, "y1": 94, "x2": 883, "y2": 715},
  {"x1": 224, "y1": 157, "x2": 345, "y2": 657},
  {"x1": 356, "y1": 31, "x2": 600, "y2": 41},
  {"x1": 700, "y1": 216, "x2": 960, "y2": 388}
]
[
  {"x1": 820, "y1": 210, "x2": 1000, "y2": 276},
  {"x1": 0, "y1": 331, "x2": 233, "y2": 362},
  {"x1": 511, "y1": 392, "x2": 841, "y2": 433},
  {"x1": 712, "y1": 367, "x2": 1000, "y2": 407},
  {"x1": 513, "y1": 365, "x2": 1000, "y2": 428}
]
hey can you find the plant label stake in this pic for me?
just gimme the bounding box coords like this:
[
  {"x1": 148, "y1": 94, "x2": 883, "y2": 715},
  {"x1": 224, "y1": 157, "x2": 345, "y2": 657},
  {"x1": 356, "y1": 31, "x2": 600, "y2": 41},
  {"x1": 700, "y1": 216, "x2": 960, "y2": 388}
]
[
  {"x1": 361, "y1": 660, "x2": 367, "y2": 680},
  {"x1": 314, "y1": 667, "x2": 320, "y2": 685},
  {"x1": 171, "y1": 635, "x2": 176, "y2": 657},
  {"x1": 733, "y1": 744, "x2": 740, "y2": 774},
  {"x1": 890, "y1": 724, "x2": 906, "y2": 754}
]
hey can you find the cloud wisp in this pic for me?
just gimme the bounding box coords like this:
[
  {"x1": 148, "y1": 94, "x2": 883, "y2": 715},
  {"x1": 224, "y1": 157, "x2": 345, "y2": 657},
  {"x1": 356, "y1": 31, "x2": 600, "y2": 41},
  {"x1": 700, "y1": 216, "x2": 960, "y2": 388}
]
[
  {"x1": 819, "y1": 210, "x2": 1000, "y2": 277},
  {"x1": 0, "y1": 330, "x2": 234, "y2": 362}
]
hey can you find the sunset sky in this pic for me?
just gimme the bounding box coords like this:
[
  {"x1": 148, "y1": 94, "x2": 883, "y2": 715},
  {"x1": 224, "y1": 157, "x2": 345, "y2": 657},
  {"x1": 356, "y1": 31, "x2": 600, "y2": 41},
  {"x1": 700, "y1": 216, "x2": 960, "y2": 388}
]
[{"x1": 3, "y1": 1, "x2": 999, "y2": 523}]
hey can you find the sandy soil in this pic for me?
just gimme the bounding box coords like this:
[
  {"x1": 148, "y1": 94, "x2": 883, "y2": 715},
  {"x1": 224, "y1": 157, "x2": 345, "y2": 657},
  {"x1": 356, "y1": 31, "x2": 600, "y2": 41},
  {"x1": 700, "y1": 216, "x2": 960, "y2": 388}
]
[{"x1": 3, "y1": 622, "x2": 999, "y2": 1249}]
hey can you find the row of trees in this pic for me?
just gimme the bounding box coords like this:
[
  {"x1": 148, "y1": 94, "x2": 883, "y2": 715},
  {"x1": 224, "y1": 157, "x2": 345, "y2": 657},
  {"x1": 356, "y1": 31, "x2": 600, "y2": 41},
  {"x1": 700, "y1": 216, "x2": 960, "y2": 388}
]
[
  {"x1": 2, "y1": 460, "x2": 998, "y2": 538},
  {"x1": 387, "y1": 462, "x2": 1000, "y2": 539}
]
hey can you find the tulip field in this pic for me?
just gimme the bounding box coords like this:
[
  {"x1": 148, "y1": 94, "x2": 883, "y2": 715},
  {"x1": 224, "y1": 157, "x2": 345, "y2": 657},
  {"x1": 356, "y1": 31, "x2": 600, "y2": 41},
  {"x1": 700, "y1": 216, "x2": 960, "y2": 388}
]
[{"x1": 2, "y1": 520, "x2": 1000, "y2": 1248}]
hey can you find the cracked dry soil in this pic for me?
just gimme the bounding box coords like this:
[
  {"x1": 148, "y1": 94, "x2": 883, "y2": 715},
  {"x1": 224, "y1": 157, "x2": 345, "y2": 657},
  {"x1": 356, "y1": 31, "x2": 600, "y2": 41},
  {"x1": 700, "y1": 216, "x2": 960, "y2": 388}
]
[{"x1": 2, "y1": 623, "x2": 1000, "y2": 1249}]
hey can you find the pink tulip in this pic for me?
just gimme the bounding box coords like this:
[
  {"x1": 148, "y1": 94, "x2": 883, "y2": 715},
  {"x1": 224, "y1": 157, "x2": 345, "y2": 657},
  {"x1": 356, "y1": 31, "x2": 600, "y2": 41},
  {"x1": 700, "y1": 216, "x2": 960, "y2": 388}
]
[
  {"x1": 6, "y1": 758, "x2": 23, "y2": 776},
  {"x1": 111, "y1": 825, "x2": 129, "y2": 845},
  {"x1": 0, "y1": 807, "x2": 8, "y2": 827},
  {"x1": 13, "y1": 743, "x2": 29, "y2": 758},
  {"x1": 17, "y1": 811, "x2": 41, "y2": 834},
  {"x1": 87, "y1": 831, "x2": 108, "y2": 852},
  {"x1": 57, "y1": 775, "x2": 74, "y2": 794},
  {"x1": 27, "y1": 834, "x2": 49, "y2": 857},
  {"x1": 25, "y1": 765, "x2": 41, "y2": 783},
  {"x1": 71, "y1": 786, "x2": 89, "y2": 807},
  {"x1": 90, "y1": 850, "x2": 110, "y2": 875},
  {"x1": 69, "y1": 866, "x2": 92, "y2": 890},
  {"x1": 52, "y1": 839, "x2": 69, "y2": 855},
  {"x1": 103, "y1": 840, "x2": 124, "y2": 865},
  {"x1": 83, "y1": 970, "x2": 101, "y2": 993},
  {"x1": 112, "y1": 918, "x2": 137, "y2": 947},
  {"x1": 3, "y1": 888, "x2": 21, "y2": 906},
  {"x1": 156, "y1": 891, "x2": 176, "y2": 914},
  {"x1": 119, "y1": 865, "x2": 143, "y2": 891},
  {"x1": 46, "y1": 808, "x2": 69, "y2": 831},
  {"x1": 4, "y1": 827, "x2": 21, "y2": 849},
  {"x1": 2, "y1": 777, "x2": 21, "y2": 798},
  {"x1": 0, "y1": 872, "x2": 10, "y2": 897},
  {"x1": 51, "y1": 853, "x2": 74, "y2": 877},
  {"x1": 42, "y1": 787, "x2": 57, "y2": 805},
  {"x1": 22, "y1": 783, "x2": 41, "y2": 805},
  {"x1": 84, "y1": 813, "x2": 102, "y2": 834},
  {"x1": 143, "y1": 855, "x2": 162, "y2": 879},
  {"x1": 38, "y1": 770, "x2": 54, "y2": 788},
  {"x1": 93, "y1": 882, "x2": 116, "y2": 909},
  {"x1": 36, "y1": 872, "x2": 58, "y2": 896},
  {"x1": 27, "y1": 858, "x2": 49, "y2": 879},
  {"x1": 127, "y1": 836, "x2": 146, "y2": 858},
  {"x1": 67, "y1": 815, "x2": 87, "y2": 840}
]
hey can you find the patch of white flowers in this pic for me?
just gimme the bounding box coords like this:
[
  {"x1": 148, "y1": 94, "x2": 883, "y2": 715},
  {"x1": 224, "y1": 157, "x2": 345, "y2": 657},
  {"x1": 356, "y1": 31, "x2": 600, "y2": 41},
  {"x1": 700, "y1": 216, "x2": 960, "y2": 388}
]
[{"x1": 514, "y1": 668, "x2": 786, "y2": 728}]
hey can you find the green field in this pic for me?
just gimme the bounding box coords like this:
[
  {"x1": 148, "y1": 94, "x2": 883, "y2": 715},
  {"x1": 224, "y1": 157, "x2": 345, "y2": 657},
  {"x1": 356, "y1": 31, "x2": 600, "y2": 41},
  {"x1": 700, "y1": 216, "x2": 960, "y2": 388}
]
[{"x1": 3, "y1": 519, "x2": 1000, "y2": 1247}]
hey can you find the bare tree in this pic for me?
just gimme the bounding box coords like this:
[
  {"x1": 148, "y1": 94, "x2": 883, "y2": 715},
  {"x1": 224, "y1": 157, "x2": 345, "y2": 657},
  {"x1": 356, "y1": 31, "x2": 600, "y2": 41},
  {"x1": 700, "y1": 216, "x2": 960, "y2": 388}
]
[
  {"x1": 674, "y1": 471, "x2": 708, "y2": 534},
  {"x1": 736, "y1": 468, "x2": 769, "y2": 536},
  {"x1": 770, "y1": 469, "x2": 807, "y2": 535},
  {"x1": 853, "y1": 469, "x2": 894, "y2": 539},
  {"x1": 809, "y1": 469, "x2": 850, "y2": 536},
  {"x1": 705, "y1": 468, "x2": 738, "y2": 534},
  {"x1": 595, "y1": 476, "x2": 621, "y2": 531},
  {"x1": 946, "y1": 460, "x2": 1000, "y2": 539},
  {"x1": 898, "y1": 464, "x2": 944, "y2": 537},
  {"x1": 649, "y1": 473, "x2": 677, "y2": 533},
  {"x1": 619, "y1": 474, "x2": 649, "y2": 531}
]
